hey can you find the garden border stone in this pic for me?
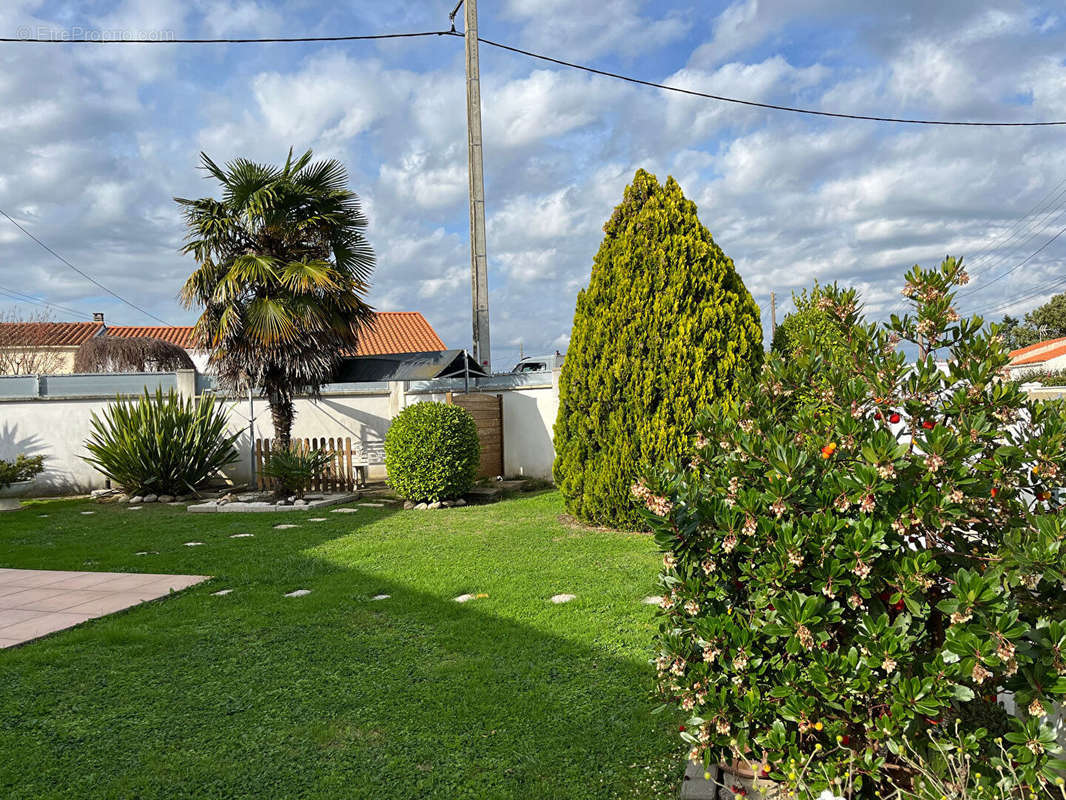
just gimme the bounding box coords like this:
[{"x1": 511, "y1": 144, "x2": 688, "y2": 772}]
[{"x1": 188, "y1": 493, "x2": 358, "y2": 513}]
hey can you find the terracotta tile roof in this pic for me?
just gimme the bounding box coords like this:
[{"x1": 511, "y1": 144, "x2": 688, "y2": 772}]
[
  {"x1": 107, "y1": 313, "x2": 445, "y2": 356},
  {"x1": 347, "y1": 312, "x2": 446, "y2": 356},
  {"x1": 0, "y1": 321, "x2": 103, "y2": 347},
  {"x1": 106, "y1": 325, "x2": 201, "y2": 349},
  {"x1": 1012, "y1": 340, "x2": 1066, "y2": 367}
]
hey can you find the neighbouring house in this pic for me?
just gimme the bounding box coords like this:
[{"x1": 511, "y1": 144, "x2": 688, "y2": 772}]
[
  {"x1": 0, "y1": 311, "x2": 448, "y2": 376},
  {"x1": 1007, "y1": 337, "x2": 1066, "y2": 380},
  {"x1": 0, "y1": 316, "x2": 105, "y2": 375}
]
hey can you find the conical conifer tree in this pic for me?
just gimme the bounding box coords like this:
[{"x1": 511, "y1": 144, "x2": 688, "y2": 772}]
[{"x1": 553, "y1": 169, "x2": 763, "y2": 528}]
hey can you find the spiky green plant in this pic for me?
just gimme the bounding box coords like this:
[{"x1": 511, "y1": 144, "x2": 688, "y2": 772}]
[
  {"x1": 553, "y1": 169, "x2": 763, "y2": 529},
  {"x1": 177, "y1": 148, "x2": 375, "y2": 448},
  {"x1": 261, "y1": 446, "x2": 333, "y2": 498},
  {"x1": 83, "y1": 389, "x2": 240, "y2": 495}
]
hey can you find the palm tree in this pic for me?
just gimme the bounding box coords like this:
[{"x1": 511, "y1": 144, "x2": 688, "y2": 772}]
[{"x1": 177, "y1": 149, "x2": 375, "y2": 447}]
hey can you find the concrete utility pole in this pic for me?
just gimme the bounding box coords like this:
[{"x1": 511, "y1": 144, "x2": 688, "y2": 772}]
[{"x1": 462, "y1": 0, "x2": 491, "y2": 371}]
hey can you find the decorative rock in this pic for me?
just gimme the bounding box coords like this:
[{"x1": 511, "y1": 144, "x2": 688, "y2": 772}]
[
  {"x1": 212, "y1": 589, "x2": 233, "y2": 596},
  {"x1": 128, "y1": 506, "x2": 144, "y2": 511},
  {"x1": 176, "y1": 494, "x2": 194, "y2": 502},
  {"x1": 143, "y1": 494, "x2": 159, "y2": 504},
  {"x1": 371, "y1": 594, "x2": 390, "y2": 600},
  {"x1": 90, "y1": 488, "x2": 115, "y2": 498},
  {"x1": 331, "y1": 508, "x2": 359, "y2": 514},
  {"x1": 454, "y1": 594, "x2": 474, "y2": 603},
  {"x1": 115, "y1": 494, "x2": 129, "y2": 503},
  {"x1": 550, "y1": 594, "x2": 577, "y2": 604},
  {"x1": 415, "y1": 503, "x2": 428, "y2": 510},
  {"x1": 274, "y1": 524, "x2": 299, "y2": 530},
  {"x1": 184, "y1": 541, "x2": 205, "y2": 547},
  {"x1": 403, "y1": 501, "x2": 415, "y2": 510},
  {"x1": 157, "y1": 494, "x2": 174, "y2": 504},
  {"x1": 428, "y1": 501, "x2": 442, "y2": 510},
  {"x1": 129, "y1": 496, "x2": 144, "y2": 504},
  {"x1": 284, "y1": 589, "x2": 311, "y2": 598},
  {"x1": 230, "y1": 533, "x2": 254, "y2": 538},
  {"x1": 294, "y1": 499, "x2": 308, "y2": 507},
  {"x1": 454, "y1": 499, "x2": 467, "y2": 507},
  {"x1": 642, "y1": 596, "x2": 663, "y2": 605}
]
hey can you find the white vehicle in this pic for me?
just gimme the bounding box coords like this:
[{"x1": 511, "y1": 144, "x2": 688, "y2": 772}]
[{"x1": 512, "y1": 352, "x2": 565, "y2": 373}]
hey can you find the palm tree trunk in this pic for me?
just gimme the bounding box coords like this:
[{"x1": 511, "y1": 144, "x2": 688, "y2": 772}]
[{"x1": 269, "y1": 391, "x2": 295, "y2": 449}]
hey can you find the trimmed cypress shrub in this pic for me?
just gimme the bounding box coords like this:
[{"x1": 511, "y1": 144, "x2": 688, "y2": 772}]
[
  {"x1": 553, "y1": 169, "x2": 763, "y2": 529},
  {"x1": 385, "y1": 402, "x2": 480, "y2": 502}
]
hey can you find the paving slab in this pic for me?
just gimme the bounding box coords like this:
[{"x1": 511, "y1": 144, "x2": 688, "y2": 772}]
[{"x1": 0, "y1": 569, "x2": 209, "y2": 648}]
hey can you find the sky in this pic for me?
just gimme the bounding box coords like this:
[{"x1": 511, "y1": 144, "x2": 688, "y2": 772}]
[{"x1": 1, "y1": 1, "x2": 1065, "y2": 370}]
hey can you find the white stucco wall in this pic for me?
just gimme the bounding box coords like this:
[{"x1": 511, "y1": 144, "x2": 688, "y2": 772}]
[
  {"x1": 0, "y1": 396, "x2": 114, "y2": 493},
  {"x1": 0, "y1": 371, "x2": 560, "y2": 495}
]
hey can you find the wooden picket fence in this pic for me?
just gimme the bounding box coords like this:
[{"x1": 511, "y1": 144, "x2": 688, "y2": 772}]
[{"x1": 255, "y1": 437, "x2": 367, "y2": 492}]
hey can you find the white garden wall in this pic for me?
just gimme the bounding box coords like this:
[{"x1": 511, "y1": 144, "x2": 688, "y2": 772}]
[{"x1": 0, "y1": 370, "x2": 560, "y2": 495}]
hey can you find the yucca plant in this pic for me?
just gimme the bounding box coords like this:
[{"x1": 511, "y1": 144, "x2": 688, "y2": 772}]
[
  {"x1": 83, "y1": 389, "x2": 240, "y2": 495},
  {"x1": 261, "y1": 446, "x2": 332, "y2": 498}
]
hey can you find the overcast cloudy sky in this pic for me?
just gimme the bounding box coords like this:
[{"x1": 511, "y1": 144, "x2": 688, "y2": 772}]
[{"x1": 1, "y1": 1, "x2": 1065, "y2": 369}]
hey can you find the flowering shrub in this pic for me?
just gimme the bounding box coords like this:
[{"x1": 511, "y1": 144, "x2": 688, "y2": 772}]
[{"x1": 643, "y1": 258, "x2": 1066, "y2": 797}]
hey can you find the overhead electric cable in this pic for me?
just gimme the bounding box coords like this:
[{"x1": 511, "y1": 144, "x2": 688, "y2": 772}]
[
  {"x1": 0, "y1": 284, "x2": 95, "y2": 320},
  {"x1": 0, "y1": 208, "x2": 171, "y2": 325},
  {"x1": 3, "y1": 27, "x2": 1064, "y2": 127},
  {"x1": 474, "y1": 37, "x2": 1066, "y2": 127},
  {"x1": 957, "y1": 222, "x2": 1066, "y2": 299},
  {"x1": 0, "y1": 30, "x2": 456, "y2": 44}
]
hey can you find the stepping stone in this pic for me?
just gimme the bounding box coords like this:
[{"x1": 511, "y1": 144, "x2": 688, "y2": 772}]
[
  {"x1": 230, "y1": 533, "x2": 254, "y2": 538},
  {"x1": 371, "y1": 594, "x2": 390, "y2": 600},
  {"x1": 642, "y1": 596, "x2": 663, "y2": 605},
  {"x1": 80, "y1": 511, "x2": 96, "y2": 515},
  {"x1": 358, "y1": 503, "x2": 384, "y2": 508},
  {"x1": 550, "y1": 594, "x2": 577, "y2": 604},
  {"x1": 331, "y1": 508, "x2": 359, "y2": 514},
  {"x1": 307, "y1": 518, "x2": 327, "y2": 522},
  {"x1": 454, "y1": 594, "x2": 474, "y2": 603},
  {"x1": 285, "y1": 589, "x2": 311, "y2": 598},
  {"x1": 274, "y1": 524, "x2": 299, "y2": 530},
  {"x1": 128, "y1": 506, "x2": 143, "y2": 510},
  {"x1": 184, "y1": 541, "x2": 205, "y2": 547},
  {"x1": 134, "y1": 551, "x2": 158, "y2": 556},
  {"x1": 212, "y1": 589, "x2": 233, "y2": 596},
  {"x1": 38, "y1": 514, "x2": 49, "y2": 518}
]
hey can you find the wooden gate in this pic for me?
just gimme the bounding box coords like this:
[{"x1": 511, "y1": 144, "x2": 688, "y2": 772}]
[
  {"x1": 254, "y1": 437, "x2": 367, "y2": 492},
  {"x1": 447, "y1": 392, "x2": 504, "y2": 478}
]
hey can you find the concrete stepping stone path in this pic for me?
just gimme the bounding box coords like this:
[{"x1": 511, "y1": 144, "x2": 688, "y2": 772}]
[
  {"x1": 230, "y1": 533, "x2": 254, "y2": 538},
  {"x1": 80, "y1": 511, "x2": 95, "y2": 515},
  {"x1": 331, "y1": 508, "x2": 359, "y2": 514},
  {"x1": 550, "y1": 594, "x2": 577, "y2": 604},
  {"x1": 184, "y1": 541, "x2": 205, "y2": 547},
  {"x1": 371, "y1": 594, "x2": 390, "y2": 600},
  {"x1": 212, "y1": 589, "x2": 233, "y2": 596},
  {"x1": 285, "y1": 589, "x2": 311, "y2": 598},
  {"x1": 274, "y1": 524, "x2": 299, "y2": 530},
  {"x1": 307, "y1": 518, "x2": 327, "y2": 522}
]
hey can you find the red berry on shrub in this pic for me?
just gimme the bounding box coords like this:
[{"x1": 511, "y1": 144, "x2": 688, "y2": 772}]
[
  {"x1": 889, "y1": 412, "x2": 901, "y2": 423},
  {"x1": 991, "y1": 487, "x2": 998, "y2": 498},
  {"x1": 922, "y1": 420, "x2": 934, "y2": 430}
]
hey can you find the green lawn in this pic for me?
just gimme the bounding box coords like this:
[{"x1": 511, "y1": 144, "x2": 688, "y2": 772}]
[{"x1": 0, "y1": 491, "x2": 681, "y2": 799}]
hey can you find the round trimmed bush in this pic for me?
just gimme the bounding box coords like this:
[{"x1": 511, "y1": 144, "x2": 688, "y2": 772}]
[{"x1": 385, "y1": 402, "x2": 480, "y2": 502}]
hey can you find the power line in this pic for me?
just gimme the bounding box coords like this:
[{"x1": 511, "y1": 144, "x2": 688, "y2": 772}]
[
  {"x1": 0, "y1": 208, "x2": 171, "y2": 325},
  {"x1": 958, "y1": 222, "x2": 1066, "y2": 300},
  {"x1": 962, "y1": 178, "x2": 1066, "y2": 276},
  {"x1": 475, "y1": 37, "x2": 1066, "y2": 127},
  {"x1": 0, "y1": 284, "x2": 95, "y2": 320},
  {"x1": 977, "y1": 272, "x2": 1066, "y2": 317},
  {"x1": 4, "y1": 26, "x2": 1065, "y2": 127},
  {"x1": 0, "y1": 30, "x2": 456, "y2": 44}
]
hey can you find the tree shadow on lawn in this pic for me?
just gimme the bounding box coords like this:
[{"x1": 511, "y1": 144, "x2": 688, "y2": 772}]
[{"x1": 0, "y1": 510, "x2": 681, "y2": 800}]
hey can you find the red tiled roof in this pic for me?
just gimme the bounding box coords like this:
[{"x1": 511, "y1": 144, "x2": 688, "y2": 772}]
[
  {"x1": 0, "y1": 313, "x2": 444, "y2": 356},
  {"x1": 107, "y1": 325, "x2": 201, "y2": 349},
  {"x1": 1012, "y1": 340, "x2": 1066, "y2": 367},
  {"x1": 0, "y1": 321, "x2": 103, "y2": 347},
  {"x1": 1010, "y1": 337, "x2": 1066, "y2": 360},
  {"x1": 349, "y1": 312, "x2": 445, "y2": 356}
]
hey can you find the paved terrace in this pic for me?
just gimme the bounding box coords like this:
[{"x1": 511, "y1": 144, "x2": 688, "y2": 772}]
[{"x1": 0, "y1": 569, "x2": 208, "y2": 648}]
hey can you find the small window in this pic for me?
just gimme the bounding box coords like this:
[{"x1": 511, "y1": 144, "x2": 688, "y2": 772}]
[{"x1": 518, "y1": 362, "x2": 545, "y2": 372}]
